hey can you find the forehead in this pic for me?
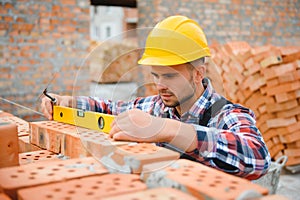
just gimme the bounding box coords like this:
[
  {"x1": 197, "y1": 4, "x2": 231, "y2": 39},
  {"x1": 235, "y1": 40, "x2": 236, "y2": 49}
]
[{"x1": 151, "y1": 63, "x2": 190, "y2": 74}]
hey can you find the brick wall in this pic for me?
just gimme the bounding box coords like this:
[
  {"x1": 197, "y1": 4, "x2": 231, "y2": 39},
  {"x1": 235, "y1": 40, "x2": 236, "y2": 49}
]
[
  {"x1": 137, "y1": 0, "x2": 299, "y2": 47},
  {"x1": 136, "y1": 0, "x2": 299, "y2": 96},
  {"x1": 0, "y1": 0, "x2": 90, "y2": 121}
]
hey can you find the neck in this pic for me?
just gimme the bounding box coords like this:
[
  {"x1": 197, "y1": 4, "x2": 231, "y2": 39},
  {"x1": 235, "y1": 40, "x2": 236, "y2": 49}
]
[
  {"x1": 176, "y1": 81, "x2": 205, "y2": 115},
  {"x1": 175, "y1": 90, "x2": 202, "y2": 116}
]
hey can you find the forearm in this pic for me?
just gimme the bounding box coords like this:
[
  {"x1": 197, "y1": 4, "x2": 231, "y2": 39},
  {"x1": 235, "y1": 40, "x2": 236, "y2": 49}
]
[
  {"x1": 75, "y1": 96, "x2": 112, "y2": 113},
  {"x1": 165, "y1": 119, "x2": 198, "y2": 152}
]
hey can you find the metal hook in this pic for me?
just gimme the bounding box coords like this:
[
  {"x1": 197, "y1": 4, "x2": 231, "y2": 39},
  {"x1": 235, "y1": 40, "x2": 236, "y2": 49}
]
[{"x1": 43, "y1": 88, "x2": 57, "y2": 104}]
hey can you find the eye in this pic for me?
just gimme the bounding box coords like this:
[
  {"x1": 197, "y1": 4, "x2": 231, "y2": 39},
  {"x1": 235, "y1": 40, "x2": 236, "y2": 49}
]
[{"x1": 163, "y1": 74, "x2": 177, "y2": 79}]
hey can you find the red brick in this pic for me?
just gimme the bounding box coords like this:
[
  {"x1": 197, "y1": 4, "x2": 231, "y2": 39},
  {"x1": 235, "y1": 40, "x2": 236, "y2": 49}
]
[
  {"x1": 101, "y1": 143, "x2": 180, "y2": 174},
  {"x1": 142, "y1": 159, "x2": 268, "y2": 199},
  {"x1": 102, "y1": 187, "x2": 199, "y2": 200},
  {"x1": 266, "y1": 117, "x2": 297, "y2": 129},
  {"x1": 228, "y1": 59, "x2": 244, "y2": 74},
  {"x1": 258, "y1": 104, "x2": 267, "y2": 115},
  {"x1": 283, "y1": 148, "x2": 300, "y2": 157},
  {"x1": 275, "y1": 89, "x2": 300, "y2": 103},
  {"x1": 266, "y1": 77, "x2": 279, "y2": 87},
  {"x1": 236, "y1": 90, "x2": 246, "y2": 103},
  {"x1": 249, "y1": 74, "x2": 266, "y2": 92},
  {"x1": 3, "y1": 16, "x2": 13, "y2": 22},
  {"x1": 251, "y1": 45, "x2": 277, "y2": 62},
  {"x1": 0, "y1": 193, "x2": 11, "y2": 200},
  {"x1": 0, "y1": 123, "x2": 19, "y2": 168},
  {"x1": 0, "y1": 157, "x2": 108, "y2": 200},
  {"x1": 274, "y1": 121, "x2": 300, "y2": 136},
  {"x1": 285, "y1": 155, "x2": 300, "y2": 166},
  {"x1": 266, "y1": 81, "x2": 300, "y2": 96},
  {"x1": 269, "y1": 143, "x2": 284, "y2": 158},
  {"x1": 0, "y1": 117, "x2": 29, "y2": 137},
  {"x1": 220, "y1": 62, "x2": 230, "y2": 73},
  {"x1": 4, "y1": 3, "x2": 13, "y2": 9},
  {"x1": 279, "y1": 130, "x2": 300, "y2": 143},
  {"x1": 261, "y1": 62, "x2": 296, "y2": 80},
  {"x1": 18, "y1": 150, "x2": 61, "y2": 165},
  {"x1": 218, "y1": 48, "x2": 231, "y2": 64},
  {"x1": 265, "y1": 139, "x2": 274, "y2": 150},
  {"x1": 60, "y1": 127, "x2": 92, "y2": 158},
  {"x1": 244, "y1": 91, "x2": 267, "y2": 111},
  {"x1": 61, "y1": 0, "x2": 76, "y2": 5},
  {"x1": 18, "y1": 136, "x2": 41, "y2": 153},
  {"x1": 223, "y1": 41, "x2": 251, "y2": 56},
  {"x1": 287, "y1": 140, "x2": 300, "y2": 148},
  {"x1": 241, "y1": 87, "x2": 252, "y2": 102},
  {"x1": 30, "y1": 121, "x2": 74, "y2": 153},
  {"x1": 52, "y1": 5, "x2": 60, "y2": 12},
  {"x1": 78, "y1": 128, "x2": 130, "y2": 159},
  {"x1": 278, "y1": 68, "x2": 300, "y2": 83},
  {"x1": 262, "y1": 129, "x2": 279, "y2": 142},
  {"x1": 276, "y1": 106, "x2": 300, "y2": 118},
  {"x1": 266, "y1": 99, "x2": 298, "y2": 113},
  {"x1": 257, "y1": 112, "x2": 276, "y2": 127},
  {"x1": 0, "y1": 111, "x2": 14, "y2": 118},
  {"x1": 280, "y1": 47, "x2": 300, "y2": 63},
  {"x1": 272, "y1": 135, "x2": 281, "y2": 144},
  {"x1": 30, "y1": 121, "x2": 129, "y2": 158},
  {"x1": 18, "y1": 174, "x2": 146, "y2": 200},
  {"x1": 244, "y1": 62, "x2": 261, "y2": 76}
]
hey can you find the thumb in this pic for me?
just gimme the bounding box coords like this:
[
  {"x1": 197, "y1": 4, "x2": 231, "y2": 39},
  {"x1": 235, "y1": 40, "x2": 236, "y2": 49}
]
[{"x1": 112, "y1": 132, "x2": 124, "y2": 140}]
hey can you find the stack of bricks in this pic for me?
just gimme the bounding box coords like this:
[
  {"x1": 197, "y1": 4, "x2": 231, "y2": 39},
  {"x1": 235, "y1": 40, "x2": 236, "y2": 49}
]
[
  {"x1": 210, "y1": 42, "x2": 300, "y2": 166},
  {"x1": 0, "y1": 110, "x2": 289, "y2": 200},
  {"x1": 89, "y1": 40, "x2": 140, "y2": 84},
  {"x1": 0, "y1": 110, "x2": 41, "y2": 154}
]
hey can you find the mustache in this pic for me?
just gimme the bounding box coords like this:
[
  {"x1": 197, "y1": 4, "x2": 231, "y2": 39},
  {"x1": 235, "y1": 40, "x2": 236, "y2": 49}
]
[{"x1": 159, "y1": 90, "x2": 174, "y2": 95}]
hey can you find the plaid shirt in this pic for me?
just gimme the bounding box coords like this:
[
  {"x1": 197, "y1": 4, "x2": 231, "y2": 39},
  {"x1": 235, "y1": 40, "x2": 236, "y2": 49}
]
[{"x1": 76, "y1": 78, "x2": 270, "y2": 180}]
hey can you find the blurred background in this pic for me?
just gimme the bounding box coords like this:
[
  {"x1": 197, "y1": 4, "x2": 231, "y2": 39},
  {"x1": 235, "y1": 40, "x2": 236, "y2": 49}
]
[
  {"x1": 0, "y1": 1, "x2": 300, "y2": 198},
  {"x1": 0, "y1": 0, "x2": 299, "y2": 166}
]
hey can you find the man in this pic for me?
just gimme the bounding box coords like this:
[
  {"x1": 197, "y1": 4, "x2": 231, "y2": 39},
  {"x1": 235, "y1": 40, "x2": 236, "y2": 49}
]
[{"x1": 41, "y1": 15, "x2": 270, "y2": 180}]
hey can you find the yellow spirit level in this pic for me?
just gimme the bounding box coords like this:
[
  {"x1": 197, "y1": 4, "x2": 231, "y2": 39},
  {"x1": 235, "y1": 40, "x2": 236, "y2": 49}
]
[{"x1": 53, "y1": 106, "x2": 114, "y2": 133}]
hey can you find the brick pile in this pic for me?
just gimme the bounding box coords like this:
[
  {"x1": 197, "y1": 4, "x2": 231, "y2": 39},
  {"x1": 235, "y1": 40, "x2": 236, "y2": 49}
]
[
  {"x1": 0, "y1": 110, "x2": 290, "y2": 200},
  {"x1": 0, "y1": 113, "x2": 40, "y2": 154},
  {"x1": 89, "y1": 41, "x2": 140, "y2": 83},
  {"x1": 210, "y1": 42, "x2": 300, "y2": 166}
]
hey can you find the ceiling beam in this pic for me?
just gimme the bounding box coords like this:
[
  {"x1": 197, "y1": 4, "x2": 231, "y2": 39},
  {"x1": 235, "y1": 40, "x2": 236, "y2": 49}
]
[{"x1": 90, "y1": 0, "x2": 137, "y2": 8}]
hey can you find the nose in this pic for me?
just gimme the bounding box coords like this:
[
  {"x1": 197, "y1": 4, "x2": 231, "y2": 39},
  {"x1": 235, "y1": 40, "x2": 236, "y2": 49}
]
[{"x1": 154, "y1": 78, "x2": 168, "y2": 90}]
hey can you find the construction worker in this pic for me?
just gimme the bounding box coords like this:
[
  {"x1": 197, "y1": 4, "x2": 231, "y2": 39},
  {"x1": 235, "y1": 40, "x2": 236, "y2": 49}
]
[{"x1": 41, "y1": 15, "x2": 270, "y2": 180}]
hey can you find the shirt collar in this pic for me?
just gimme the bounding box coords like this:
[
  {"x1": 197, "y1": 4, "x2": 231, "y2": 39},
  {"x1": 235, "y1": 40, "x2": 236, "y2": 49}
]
[{"x1": 183, "y1": 77, "x2": 220, "y2": 118}]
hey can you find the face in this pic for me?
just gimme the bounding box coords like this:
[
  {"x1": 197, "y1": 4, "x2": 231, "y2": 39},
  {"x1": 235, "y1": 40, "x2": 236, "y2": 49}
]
[{"x1": 151, "y1": 63, "x2": 199, "y2": 109}]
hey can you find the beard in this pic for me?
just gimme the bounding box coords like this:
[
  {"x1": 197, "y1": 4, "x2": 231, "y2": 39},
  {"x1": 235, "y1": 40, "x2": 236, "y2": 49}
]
[
  {"x1": 159, "y1": 85, "x2": 196, "y2": 108},
  {"x1": 159, "y1": 72, "x2": 197, "y2": 108}
]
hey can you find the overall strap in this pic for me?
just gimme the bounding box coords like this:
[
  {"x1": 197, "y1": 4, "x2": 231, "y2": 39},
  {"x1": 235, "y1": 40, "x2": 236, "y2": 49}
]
[
  {"x1": 162, "y1": 97, "x2": 232, "y2": 162},
  {"x1": 199, "y1": 97, "x2": 232, "y2": 126}
]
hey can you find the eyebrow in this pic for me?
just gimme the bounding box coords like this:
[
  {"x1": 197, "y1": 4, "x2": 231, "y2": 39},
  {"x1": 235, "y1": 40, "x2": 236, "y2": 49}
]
[{"x1": 150, "y1": 72, "x2": 179, "y2": 76}]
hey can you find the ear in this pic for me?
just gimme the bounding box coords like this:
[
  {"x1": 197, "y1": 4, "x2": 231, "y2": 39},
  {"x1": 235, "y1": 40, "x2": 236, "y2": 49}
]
[{"x1": 194, "y1": 65, "x2": 206, "y2": 84}]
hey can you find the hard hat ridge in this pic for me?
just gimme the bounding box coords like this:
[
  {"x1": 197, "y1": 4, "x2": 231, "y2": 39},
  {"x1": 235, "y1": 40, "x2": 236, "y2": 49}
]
[{"x1": 138, "y1": 15, "x2": 211, "y2": 66}]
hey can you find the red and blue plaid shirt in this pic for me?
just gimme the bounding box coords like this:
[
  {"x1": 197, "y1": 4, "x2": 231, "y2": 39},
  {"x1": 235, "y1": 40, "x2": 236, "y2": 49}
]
[{"x1": 76, "y1": 78, "x2": 270, "y2": 180}]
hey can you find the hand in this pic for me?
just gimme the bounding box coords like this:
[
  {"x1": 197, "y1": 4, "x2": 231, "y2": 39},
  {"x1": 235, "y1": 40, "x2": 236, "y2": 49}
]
[
  {"x1": 41, "y1": 94, "x2": 73, "y2": 120},
  {"x1": 109, "y1": 108, "x2": 172, "y2": 143},
  {"x1": 109, "y1": 108, "x2": 198, "y2": 152}
]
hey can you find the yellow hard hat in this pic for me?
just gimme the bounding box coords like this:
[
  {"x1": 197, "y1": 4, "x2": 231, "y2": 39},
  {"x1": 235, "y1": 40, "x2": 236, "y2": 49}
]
[{"x1": 138, "y1": 15, "x2": 211, "y2": 66}]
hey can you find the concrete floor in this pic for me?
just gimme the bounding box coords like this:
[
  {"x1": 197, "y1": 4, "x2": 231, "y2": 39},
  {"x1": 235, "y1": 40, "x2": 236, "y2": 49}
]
[
  {"x1": 276, "y1": 169, "x2": 300, "y2": 199},
  {"x1": 91, "y1": 82, "x2": 300, "y2": 200}
]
